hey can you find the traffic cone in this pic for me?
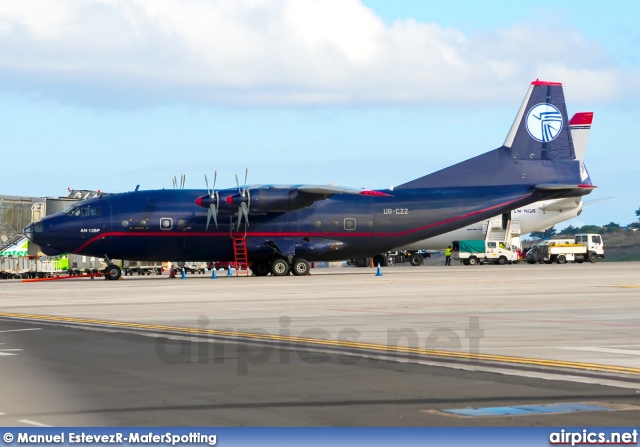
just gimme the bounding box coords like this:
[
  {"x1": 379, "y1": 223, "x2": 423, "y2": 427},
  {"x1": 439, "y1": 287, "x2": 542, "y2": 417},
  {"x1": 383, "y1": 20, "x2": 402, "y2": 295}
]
[
  {"x1": 227, "y1": 265, "x2": 233, "y2": 276},
  {"x1": 181, "y1": 267, "x2": 187, "y2": 279},
  {"x1": 211, "y1": 268, "x2": 217, "y2": 279},
  {"x1": 375, "y1": 263, "x2": 383, "y2": 276}
]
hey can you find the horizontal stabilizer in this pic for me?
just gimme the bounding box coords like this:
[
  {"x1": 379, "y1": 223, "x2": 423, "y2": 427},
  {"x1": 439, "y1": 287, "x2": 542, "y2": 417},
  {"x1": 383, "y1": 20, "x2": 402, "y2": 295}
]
[{"x1": 535, "y1": 184, "x2": 596, "y2": 191}]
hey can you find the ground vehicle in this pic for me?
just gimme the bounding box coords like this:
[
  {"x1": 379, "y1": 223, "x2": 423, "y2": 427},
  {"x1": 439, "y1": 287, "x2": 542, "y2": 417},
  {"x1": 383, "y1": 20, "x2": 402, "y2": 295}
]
[
  {"x1": 351, "y1": 250, "x2": 431, "y2": 267},
  {"x1": 453, "y1": 240, "x2": 519, "y2": 265},
  {"x1": 527, "y1": 234, "x2": 604, "y2": 264},
  {"x1": 525, "y1": 239, "x2": 573, "y2": 264},
  {"x1": 123, "y1": 261, "x2": 164, "y2": 275}
]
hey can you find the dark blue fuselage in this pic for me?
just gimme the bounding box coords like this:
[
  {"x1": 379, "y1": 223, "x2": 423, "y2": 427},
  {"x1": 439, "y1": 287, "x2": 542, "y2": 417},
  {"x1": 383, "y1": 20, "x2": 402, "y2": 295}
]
[{"x1": 26, "y1": 183, "x2": 574, "y2": 262}]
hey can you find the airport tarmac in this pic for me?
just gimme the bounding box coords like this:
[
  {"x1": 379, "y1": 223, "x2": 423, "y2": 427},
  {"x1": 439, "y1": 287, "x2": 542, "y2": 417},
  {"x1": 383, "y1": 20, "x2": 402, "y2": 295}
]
[
  {"x1": 2, "y1": 318, "x2": 640, "y2": 427},
  {"x1": 1, "y1": 262, "x2": 639, "y2": 389}
]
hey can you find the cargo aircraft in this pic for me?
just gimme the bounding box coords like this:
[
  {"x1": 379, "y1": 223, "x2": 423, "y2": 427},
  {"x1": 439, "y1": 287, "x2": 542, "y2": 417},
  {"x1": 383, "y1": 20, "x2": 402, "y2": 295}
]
[{"x1": 25, "y1": 80, "x2": 595, "y2": 280}]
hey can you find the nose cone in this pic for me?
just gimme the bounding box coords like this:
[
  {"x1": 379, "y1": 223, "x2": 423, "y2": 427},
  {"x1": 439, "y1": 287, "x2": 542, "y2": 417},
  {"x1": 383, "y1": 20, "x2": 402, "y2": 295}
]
[
  {"x1": 195, "y1": 196, "x2": 203, "y2": 207},
  {"x1": 23, "y1": 216, "x2": 71, "y2": 256}
]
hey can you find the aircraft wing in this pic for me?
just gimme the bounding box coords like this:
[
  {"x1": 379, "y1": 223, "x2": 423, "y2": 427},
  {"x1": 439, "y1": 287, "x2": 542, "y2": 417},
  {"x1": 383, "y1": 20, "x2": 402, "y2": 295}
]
[
  {"x1": 296, "y1": 185, "x2": 390, "y2": 196},
  {"x1": 538, "y1": 197, "x2": 581, "y2": 212},
  {"x1": 583, "y1": 197, "x2": 614, "y2": 206}
]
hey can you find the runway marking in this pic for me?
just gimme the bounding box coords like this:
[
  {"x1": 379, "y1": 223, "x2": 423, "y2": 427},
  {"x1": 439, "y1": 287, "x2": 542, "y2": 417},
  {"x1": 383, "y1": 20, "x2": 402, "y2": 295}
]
[
  {"x1": 0, "y1": 328, "x2": 41, "y2": 333},
  {"x1": 614, "y1": 285, "x2": 640, "y2": 289},
  {"x1": 18, "y1": 419, "x2": 51, "y2": 427},
  {"x1": 440, "y1": 402, "x2": 614, "y2": 417},
  {"x1": 1, "y1": 311, "x2": 640, "y2": 376},
  {"x1": 0, "y1": 350, "x2": 22, "y2": 356},
  {"x1": 558, "y1": 347, "x2": 640, "y2": 356}
]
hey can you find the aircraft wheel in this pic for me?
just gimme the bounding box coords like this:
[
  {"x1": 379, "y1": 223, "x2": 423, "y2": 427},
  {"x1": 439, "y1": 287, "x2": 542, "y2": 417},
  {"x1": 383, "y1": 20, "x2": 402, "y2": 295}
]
[
  {"x1": 253, "y1": 262, "x2": 270, "y2": 277},
  {"x1": 526, "y1": 260, "x2": 536, "y2": 264},
  {"x1": 291, "y1": 258, "x2": 310, "y2": 276},
  {"x1": 270, "y1": 258, "x2": 290, "y2": 276},
  {"x1": 372, "y1": 254, "x2": 388, "y2": 267},
  {"x1": 557, "y1": 255, "x2": 567, "y2": 264},
  {"x1": 355, "y1": 257, "x2": 369, "y2": 268},
  {"x1": 409, "y1": 254, "x2": 423, "y2": 266},
  {"x1": 105, "y1": 264, "x2": 122, "y2": 281}
]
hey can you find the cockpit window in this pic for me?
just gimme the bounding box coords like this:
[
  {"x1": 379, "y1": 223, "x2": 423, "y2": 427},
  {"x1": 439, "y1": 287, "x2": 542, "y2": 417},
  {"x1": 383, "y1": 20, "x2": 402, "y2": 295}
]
[
  {"x1": 65, "y1": 206, "x2": 81, "y2": 216},
  {"x1": 65, "y1": 205, "x2": 100, "y2": 217}
]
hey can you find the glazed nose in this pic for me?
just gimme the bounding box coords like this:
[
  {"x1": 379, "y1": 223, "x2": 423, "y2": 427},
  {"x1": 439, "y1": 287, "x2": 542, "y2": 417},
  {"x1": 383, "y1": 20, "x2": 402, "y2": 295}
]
[
  {"x1": 23, "y1": 221, "x2": 43, "y2": 243},
  {"x1": 24, "y1": 223, "x2": 35, "y2": 242}
]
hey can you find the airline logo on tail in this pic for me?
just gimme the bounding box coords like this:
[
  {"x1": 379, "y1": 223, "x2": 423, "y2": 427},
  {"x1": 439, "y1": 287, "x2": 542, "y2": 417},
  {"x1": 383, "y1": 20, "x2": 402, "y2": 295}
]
[{"x1": 526, "y1": 103, "x2": 563, "y2": 142}]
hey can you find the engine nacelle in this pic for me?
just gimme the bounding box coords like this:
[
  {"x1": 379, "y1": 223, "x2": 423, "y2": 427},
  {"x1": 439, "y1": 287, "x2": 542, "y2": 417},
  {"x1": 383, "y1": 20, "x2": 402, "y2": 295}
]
[{"x1": 230, "y1": 188, "x2": 324, "y2": 214}]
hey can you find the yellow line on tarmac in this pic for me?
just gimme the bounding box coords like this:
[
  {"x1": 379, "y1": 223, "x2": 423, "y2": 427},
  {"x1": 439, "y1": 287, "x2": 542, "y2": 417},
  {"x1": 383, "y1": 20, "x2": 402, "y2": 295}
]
[
  {"x1": 1, "y1": 311, "x2": 640, "y2": 376},
  {"x1": 614, "y1": 285, "x2": 640, "y2": 289}
]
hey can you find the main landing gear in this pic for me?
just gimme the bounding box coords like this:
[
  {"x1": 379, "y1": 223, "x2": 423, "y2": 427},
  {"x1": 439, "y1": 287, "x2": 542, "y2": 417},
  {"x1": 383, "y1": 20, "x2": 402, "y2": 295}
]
[{"x1": 252, "y1": 258, "x2": 311, "y2": 277}]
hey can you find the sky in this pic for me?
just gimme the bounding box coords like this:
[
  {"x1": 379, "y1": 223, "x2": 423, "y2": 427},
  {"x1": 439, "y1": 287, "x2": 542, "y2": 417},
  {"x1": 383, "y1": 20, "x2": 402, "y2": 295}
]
[{"x1": 1, "y1": 0, "x2": 639, "y2": 228}]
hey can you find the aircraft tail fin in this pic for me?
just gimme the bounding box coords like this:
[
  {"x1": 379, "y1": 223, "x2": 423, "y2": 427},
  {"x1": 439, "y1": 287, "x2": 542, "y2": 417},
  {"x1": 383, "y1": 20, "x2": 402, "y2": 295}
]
[
  {"x1": 569, "y1": 112, "x2": 593, "y2": 161},
  {"x1": 396, "y1": 80, "x2": 591, "y2": 191}
]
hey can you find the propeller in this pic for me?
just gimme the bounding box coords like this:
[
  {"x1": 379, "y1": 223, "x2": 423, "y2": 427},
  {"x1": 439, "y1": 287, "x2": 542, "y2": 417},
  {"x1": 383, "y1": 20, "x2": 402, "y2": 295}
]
[
  {"x1": 172, "y1": 174, "x2": 186, "y2": 189},
  {"x1": 204, "y1": 172, "x2": 219, "y2": 230},
  {"x1": 235, "y1": 168, "x2": 250, "y2": 228}
]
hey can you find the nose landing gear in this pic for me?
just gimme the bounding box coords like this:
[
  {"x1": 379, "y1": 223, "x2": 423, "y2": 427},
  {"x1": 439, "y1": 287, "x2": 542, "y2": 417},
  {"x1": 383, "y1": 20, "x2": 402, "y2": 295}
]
[{"x1": 102, "y1": 255, "x2": 122, "y2": 280}]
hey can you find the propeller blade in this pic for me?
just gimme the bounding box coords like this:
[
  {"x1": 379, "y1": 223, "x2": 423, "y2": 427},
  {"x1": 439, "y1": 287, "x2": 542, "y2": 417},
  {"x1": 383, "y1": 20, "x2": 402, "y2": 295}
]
[
  {"x1": 212, "y1": 171, "x2": 217, "y2": 197},
  {"x1": 205, "y1": 174, "x2": 210, "y2": 195},
  {"x1": 172, "y1": 176, "x2": 177, "y2": 189},
  {"x1": 242, "y1": 167, "x2": 248, "y2": 196},
  {"x1": 241, "y1": 201, "x2": 249, "y2": 227},
  {"x1": 235, "y1": 173, "x2": 241, "y2": 193},
  {"x1": 206, "y1": 204, "x2": 218, "y2": 231},
  {"x1": 181, "y1": 174, "x2": 186, "y2": 189}
]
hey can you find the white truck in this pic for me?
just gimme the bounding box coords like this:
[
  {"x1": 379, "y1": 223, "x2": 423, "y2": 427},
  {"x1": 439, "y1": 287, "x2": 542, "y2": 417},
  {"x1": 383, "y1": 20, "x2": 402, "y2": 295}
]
[
  {"x1": 527, "y1": 233, "x2": 605, "y2": 264},
  {"x1": 452, "y1": 240, "x2": 520, "y2": 265}
]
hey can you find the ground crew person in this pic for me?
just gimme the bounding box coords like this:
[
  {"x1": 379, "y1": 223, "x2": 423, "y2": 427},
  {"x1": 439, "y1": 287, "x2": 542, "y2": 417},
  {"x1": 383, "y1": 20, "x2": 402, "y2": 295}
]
[{"x1": 445, "y1": 245, "x2": 452, "y2": 266}]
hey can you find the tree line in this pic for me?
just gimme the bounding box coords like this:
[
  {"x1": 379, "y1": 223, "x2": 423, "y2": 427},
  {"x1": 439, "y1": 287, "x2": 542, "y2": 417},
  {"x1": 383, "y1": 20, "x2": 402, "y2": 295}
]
[{"x1": 528, "y1": 206, "x2": 640, "y2": 239}]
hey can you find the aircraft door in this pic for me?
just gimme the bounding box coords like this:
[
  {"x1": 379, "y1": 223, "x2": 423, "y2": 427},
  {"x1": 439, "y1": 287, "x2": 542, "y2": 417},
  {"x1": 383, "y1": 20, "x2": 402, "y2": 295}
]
[{"x1": 501, "y1": 212, "x2": 510, "y2": 230}]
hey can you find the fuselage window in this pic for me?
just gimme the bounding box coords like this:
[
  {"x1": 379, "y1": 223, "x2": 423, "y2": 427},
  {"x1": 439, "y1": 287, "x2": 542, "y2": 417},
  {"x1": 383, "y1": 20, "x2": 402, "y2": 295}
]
[{"x1": 78, "y1": 206, "x2": 100, "y2": 217}]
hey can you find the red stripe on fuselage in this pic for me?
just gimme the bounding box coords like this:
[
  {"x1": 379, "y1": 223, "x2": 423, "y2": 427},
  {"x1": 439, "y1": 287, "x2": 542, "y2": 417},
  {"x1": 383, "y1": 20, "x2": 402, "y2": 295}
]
[{"x1": 73, "y1": 194, "x2": 532, "y2": 253}]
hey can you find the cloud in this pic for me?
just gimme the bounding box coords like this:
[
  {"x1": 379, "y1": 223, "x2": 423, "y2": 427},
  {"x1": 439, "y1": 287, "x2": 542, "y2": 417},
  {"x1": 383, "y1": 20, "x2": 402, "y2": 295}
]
[{"x1": 0, "y1": 0, "x2": 637, "y2": 107}]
